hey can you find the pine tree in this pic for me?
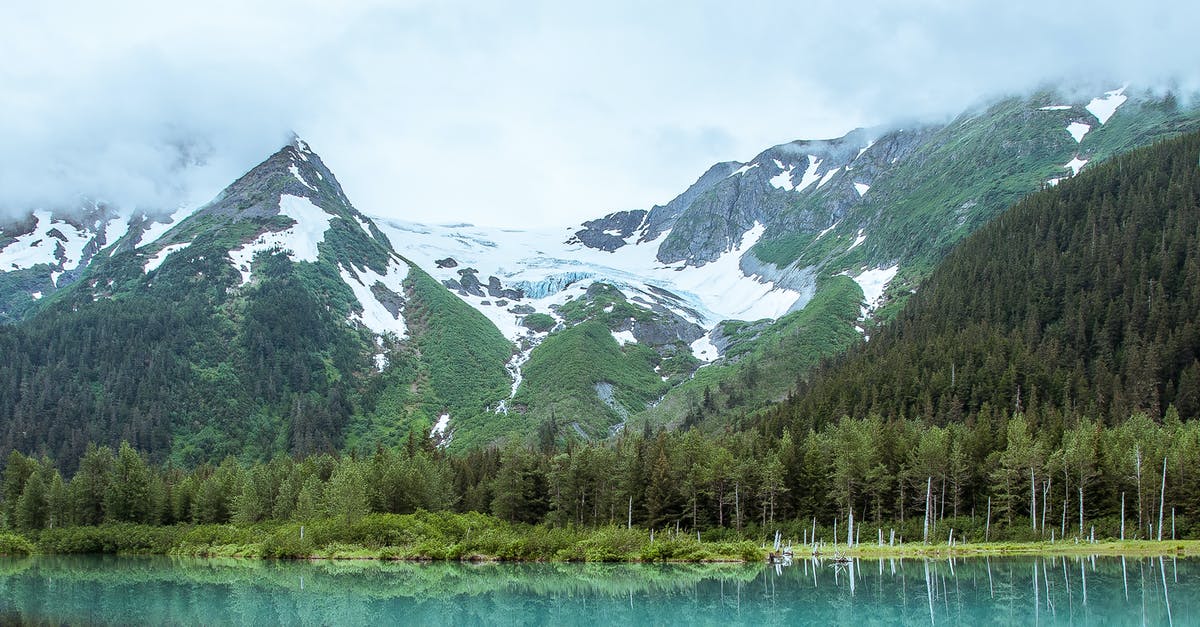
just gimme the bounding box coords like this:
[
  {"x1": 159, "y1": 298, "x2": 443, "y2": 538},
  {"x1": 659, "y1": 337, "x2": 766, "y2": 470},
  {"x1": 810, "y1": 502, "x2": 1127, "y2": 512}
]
[{"x1": 105, "y1": 441, "x2": 153, "y2": 524}]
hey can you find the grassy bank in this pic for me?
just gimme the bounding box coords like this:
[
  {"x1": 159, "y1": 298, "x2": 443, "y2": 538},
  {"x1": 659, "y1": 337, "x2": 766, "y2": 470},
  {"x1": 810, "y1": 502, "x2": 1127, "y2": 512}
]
[
  {"x1": 0, "y1": 512, "x2": 761, "y2": 563},
  {"x1": 4, "y1": 512, "x2": 1199, "y2": 563}
]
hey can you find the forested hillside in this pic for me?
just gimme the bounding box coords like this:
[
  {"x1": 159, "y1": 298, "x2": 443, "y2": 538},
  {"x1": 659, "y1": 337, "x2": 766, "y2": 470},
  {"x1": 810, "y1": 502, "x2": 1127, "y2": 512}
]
[
  {"x1": 6, "y1": 132, "x2": 1200, "y2": 545},
  {"x1": 0, "y1": 143, "x2": 514, "y2": 468},
  {"x1": 769, "y1": 130, "x2": 1200, "y2": 432}
]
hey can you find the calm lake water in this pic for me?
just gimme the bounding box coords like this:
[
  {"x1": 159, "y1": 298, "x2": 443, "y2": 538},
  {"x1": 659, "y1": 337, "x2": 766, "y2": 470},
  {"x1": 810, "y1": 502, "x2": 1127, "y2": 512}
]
[{"x1": 0, "y1": 554, "x2": 1192, "y2": 625}]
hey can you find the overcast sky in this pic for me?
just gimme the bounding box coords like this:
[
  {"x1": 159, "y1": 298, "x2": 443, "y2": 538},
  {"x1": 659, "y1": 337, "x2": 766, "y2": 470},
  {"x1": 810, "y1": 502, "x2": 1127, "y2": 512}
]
[{"x1": 2, "y1": 0, "x2": 1197, "y2": 227}]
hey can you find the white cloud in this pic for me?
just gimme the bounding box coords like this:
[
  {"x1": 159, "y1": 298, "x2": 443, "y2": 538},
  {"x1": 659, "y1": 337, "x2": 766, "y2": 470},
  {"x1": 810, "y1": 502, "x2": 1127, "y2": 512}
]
[{"x1": 2, "y1": 0, "x2": 1198, "y2": 225}]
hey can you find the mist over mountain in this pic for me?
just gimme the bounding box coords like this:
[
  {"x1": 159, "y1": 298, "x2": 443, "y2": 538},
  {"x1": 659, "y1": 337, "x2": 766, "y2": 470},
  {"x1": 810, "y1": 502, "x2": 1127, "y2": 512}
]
[{"x1": 2, "y1": 80, "x2": 1199, "y2": 464}]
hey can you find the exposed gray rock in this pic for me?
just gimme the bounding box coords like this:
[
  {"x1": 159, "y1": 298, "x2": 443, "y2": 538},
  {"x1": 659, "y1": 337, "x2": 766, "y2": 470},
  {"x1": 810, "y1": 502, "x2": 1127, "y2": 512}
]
[
  {"x1": 739, "y1": 253, "x2": 817, "y2": 312},
  {"x1": 435, "y1": 257, "x2": 458, "y2": 268},
  {"x1": 456, "y1": 268, "x2": 485, "y2": 297},
  {"x1": 641, "y1": 162, "x2": 743, "y2": 242},
  {"x1": 370, "y1": 282, "x2": 405, "y2": 319},
  {"x1": 632, "y1": 316, "x2": 705, "y2": 346},
  {"x1": 595, "y1": 382, "x2": 631, "y2": 420},
  {"x1": 568, "y1": 209, "x2": 647, "y2": 252},
  {"x1": 485, "y1": 275, "x2": 523, "y2": 300}
]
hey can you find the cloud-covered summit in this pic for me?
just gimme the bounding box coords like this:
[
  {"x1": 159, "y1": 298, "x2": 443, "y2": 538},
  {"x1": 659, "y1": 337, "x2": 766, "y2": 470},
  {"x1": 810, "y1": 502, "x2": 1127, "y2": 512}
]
[{"x1": 3, "y1": 0, "x2": 1198, "y2": 225}]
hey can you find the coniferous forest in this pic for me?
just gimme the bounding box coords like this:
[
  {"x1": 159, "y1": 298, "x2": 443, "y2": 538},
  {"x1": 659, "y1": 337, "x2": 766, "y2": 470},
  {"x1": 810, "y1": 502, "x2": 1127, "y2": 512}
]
[{"x1": 2, "y1": 130, "x2": 1200, "y2": 559}]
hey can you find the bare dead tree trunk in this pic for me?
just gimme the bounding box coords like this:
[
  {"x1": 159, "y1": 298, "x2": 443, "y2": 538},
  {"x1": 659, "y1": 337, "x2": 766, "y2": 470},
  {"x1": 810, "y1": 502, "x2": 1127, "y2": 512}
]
[
  {"x1": 1079, "y1": 486, "x2": 1084, "y2": 537},
  {"x1": 1031, "y1": 468, "x2": 1037, "y2": 532},
  {"x1": 985, "y1": 496, "x2": 991, "y2": 542},
  {"x1": 924, "y1": 477, "x2": 932, "y2": 543},
  {"x1": 1159, "y1": 457, "x2": 1167, "y2": 541},
  {"x1": 1135, "y1": 445, "x2": 1143, "y2": 533}
]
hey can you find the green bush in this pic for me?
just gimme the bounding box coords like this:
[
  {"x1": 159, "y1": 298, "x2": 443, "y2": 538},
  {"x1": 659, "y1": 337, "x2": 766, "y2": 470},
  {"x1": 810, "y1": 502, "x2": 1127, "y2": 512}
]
[
  {"x1": 0, "y1": 532, "x2": 35, "y2": 555},
  {"x1": 37, "y1": 525, "x2": 182, "y2": 555},
  {"x1": 522, "y1": 313, "x2": 556, "y2": 333}
]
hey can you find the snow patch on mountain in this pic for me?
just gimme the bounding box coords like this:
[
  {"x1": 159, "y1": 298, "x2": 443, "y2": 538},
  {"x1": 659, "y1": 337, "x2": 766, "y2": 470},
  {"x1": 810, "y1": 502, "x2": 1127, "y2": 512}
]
[
  {"x1": 855, "y1": 141, "x2": 876, "y2": 161},
  {"x1": 1067, "y1": 122, "x2": 1091, "y2": 143},
  {"x1": 1039, "y1": 105, "x2": 1073, "y2": 111},
  {"x1": 354, "y1": 216, "x2": 375, "y2": 238},
  {"x1": 1086, "y1": 87, "x2": 1127, "y2": 124},
  {"x1": 853, "y1": 183, "x2": 870, "y2": 196},
  {"x1": 102, "y1": 211, "x2": 135, "y2": 255},
  {"x1": 611, "y1": 329, "x2": 637, "y2": 346},
  {"x1": 430, "y1": 413, "x2": 452, "y2": 448},
  {"x1": 1064, "y1": 156, "x2": 1089, "y2": 176},
  {"x1": 227, "y1": 194, "x2": 332, "y2": 285},
  {"x1": 849, "y1": 265, "x2": 899, "y2": 319},
  {"x1": 374, "y1": 218, "x2": 805, "y2": 341},
  {"x1": 796, "y1": 156, "x2": 823, "y2": 192},
  {"x1": 729, "y1": 163, "x2": 759, "y2": 177},
  {"x1": 339, "y1": 257, "x2": 410, "y2": 337},
  {"x1": 690, "y1": 333, "x2": 718, "y2": 362},
  {"x1": 136, "y1": 206, "x2": 193, "y2": 249},
  {"x1": 769, "y1": 160, "x2": 796, "y2": 191},
  {"x1": 848, "y1": 229, "x2": 867, "y2": 251},
  {"x1": 0, "y1": 211, "x2": 94, "y2": 285},
  {"x1": 816, "y1": 221, "x2": 840, "y2": 239},
  {"x1": 1, "y1": 212, "x2": 59, "y2": 270},
  {"x1": 289, "y1": 164, "x2": 317, "y2": 192},
  {"x1": 817, "y1": 166, "x2": 840, "y2": 189},
  {"x1": 144, "y1": 242, "x2": 191, "y2": 273}
]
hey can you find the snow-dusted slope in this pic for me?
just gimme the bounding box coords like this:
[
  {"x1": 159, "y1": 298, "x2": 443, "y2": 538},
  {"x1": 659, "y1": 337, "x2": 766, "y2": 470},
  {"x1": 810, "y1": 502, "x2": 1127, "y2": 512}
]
[
  {"x1": 0, "y1": 201, "x2": 187, "y2": 296},
  {"x1": 374, "y1": 217, "x2": 806, "y2": 349}
]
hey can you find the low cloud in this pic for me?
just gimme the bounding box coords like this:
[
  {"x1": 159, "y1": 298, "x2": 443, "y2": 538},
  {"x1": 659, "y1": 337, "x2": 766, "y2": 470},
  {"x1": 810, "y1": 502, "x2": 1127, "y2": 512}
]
[{"x1": 3, "y1": 1, "x2": 1198, "y2": 225}]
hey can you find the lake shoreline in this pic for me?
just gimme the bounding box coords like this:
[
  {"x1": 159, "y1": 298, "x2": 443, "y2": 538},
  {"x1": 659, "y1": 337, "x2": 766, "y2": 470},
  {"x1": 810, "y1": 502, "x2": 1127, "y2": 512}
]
[{"x1": 7, "y1": 529, "x2": 1200, "y2": 563}]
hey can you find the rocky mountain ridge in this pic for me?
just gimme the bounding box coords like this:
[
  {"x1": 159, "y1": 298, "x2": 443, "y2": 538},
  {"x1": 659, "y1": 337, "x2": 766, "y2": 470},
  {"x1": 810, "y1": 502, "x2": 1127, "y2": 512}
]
[{"x1": 1, "y1": 84, "x2": 1199, "y2": 456}]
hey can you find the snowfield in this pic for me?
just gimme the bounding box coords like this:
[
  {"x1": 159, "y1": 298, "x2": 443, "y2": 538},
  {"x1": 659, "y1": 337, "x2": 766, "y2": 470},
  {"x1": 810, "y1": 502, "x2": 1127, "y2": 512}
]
[
  {"x1": 849, "y1": 265, "x2": 899, "y2": 319},
  {"x1": 1067, "y1": 122, "x2": 1091, "y2": 143},
  {"x1": 226, "y1": 194, "x2": 332, "y2": 285},
  {"x1": 0, "y1": 210, "x2": 95, "y2": 285},
  {"x1": 373, "y1": 218, "x2": 808, "y2": 343},
  {"x1": 1086, "y1": 87, "x2": 1127, "y2": 125}
]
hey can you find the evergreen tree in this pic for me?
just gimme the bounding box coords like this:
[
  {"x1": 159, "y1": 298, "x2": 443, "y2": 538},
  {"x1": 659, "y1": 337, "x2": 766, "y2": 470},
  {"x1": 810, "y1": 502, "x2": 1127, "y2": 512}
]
[
  {"x1": 14, "y1": 462, "x2": 48, "y2": 530},
  {"x1": 105, "y1": 441, "x2": 153, "y2": 524}
]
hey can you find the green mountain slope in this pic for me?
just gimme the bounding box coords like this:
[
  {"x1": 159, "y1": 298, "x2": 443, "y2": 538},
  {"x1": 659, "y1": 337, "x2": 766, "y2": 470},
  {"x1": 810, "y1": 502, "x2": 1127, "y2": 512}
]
[
  {"x1": 624, "y1": 87, "x2": 1200, "y2": 433},
  {"x1": 0, "y1": 141, "x2": 513, "y2": 467},
  {"x1": 767, "y1": 129, "x2": 1200, "y2": 433}
]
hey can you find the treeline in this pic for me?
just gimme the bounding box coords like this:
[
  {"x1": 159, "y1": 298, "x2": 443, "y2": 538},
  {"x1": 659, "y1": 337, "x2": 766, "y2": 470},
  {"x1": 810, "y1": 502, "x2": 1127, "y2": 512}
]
[
  {"x1": 773, "y1": 130, "x2": 1200, "y2": 435},
  {"x1": 4, "y1": 410, "x2": 1199, "y2": 543}
]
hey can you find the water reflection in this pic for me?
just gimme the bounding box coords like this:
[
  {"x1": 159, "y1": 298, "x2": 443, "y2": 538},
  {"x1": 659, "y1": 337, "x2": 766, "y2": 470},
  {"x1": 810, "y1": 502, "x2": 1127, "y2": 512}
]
[{"x1": 0, "y1": 554, "x2": 1194, "y2": 625}]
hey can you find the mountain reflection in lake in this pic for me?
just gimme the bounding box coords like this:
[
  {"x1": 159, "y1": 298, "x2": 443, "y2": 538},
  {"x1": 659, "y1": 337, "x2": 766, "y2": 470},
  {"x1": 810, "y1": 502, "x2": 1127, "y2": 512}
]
[{"x1": 0, "y1": 554, "x2": 1191, "y2": 625}]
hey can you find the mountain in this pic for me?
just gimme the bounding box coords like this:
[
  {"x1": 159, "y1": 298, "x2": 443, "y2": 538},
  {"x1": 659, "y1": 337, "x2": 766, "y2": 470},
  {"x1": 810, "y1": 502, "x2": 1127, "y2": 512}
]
[
  {"x1": 0, "y1": 200, "x2": 192, "y2": 324},
  {"x1": 372, "y1": 84, "x2": 1200, "y2": 435},
  {"x1": 1, "y1": 84, "x2": 1199, "y2": 461},
  {"x1": 765, "y1": 128, "x2": 1200, "y2": 434},
  {"x1": 0, "y1": 139, "x2": 513, "y2": 466}
]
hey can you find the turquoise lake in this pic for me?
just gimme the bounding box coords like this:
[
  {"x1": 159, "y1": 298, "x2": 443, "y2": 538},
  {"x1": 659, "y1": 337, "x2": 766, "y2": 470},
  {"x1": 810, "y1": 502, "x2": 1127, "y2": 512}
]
[{"x1": 0, "y1": 554, "x2": 1191, "y2": 625}]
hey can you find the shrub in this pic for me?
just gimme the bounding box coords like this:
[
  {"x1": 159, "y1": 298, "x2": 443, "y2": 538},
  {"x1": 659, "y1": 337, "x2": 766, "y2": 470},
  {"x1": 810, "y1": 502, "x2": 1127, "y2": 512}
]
[{"x1": 0, "y1": 532, "x2": 35, "y2": 555}]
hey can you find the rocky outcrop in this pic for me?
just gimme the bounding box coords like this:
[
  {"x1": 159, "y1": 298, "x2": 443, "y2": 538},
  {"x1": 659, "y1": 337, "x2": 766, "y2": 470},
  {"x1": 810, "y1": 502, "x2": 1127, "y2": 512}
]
[{"x1": 568, "y1": 209, "x2": 647, "y2": 252}]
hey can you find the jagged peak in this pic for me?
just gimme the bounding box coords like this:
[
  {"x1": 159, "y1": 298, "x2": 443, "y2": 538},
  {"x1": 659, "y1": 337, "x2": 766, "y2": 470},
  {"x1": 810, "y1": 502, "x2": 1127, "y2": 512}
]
[{"x1": 287, "y1": 133, "x2": 312, "y2": 154}]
